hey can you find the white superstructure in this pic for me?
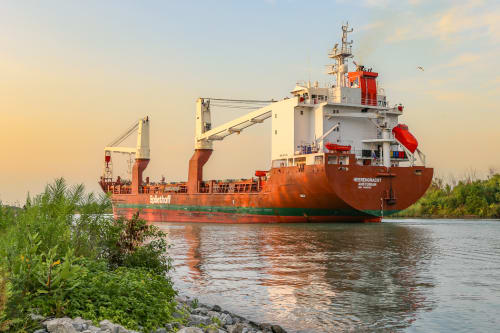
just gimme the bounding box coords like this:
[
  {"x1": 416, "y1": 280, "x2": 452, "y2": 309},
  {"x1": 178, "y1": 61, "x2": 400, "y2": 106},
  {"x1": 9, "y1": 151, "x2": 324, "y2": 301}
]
[{"x1": 194, "y1": 24, "x2": 426, "y2": 169}]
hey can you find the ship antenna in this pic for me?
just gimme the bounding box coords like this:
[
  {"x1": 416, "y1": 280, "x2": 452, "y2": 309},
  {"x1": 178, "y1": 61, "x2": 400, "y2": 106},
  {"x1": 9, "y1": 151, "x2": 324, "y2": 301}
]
[{"x1": 327, "y1": 22, "x2": 354, "y2": 88}]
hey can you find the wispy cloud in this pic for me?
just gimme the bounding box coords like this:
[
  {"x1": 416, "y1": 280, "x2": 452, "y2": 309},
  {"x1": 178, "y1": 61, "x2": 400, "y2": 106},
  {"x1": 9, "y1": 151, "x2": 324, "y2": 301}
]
[
  {"x1": 385, "y1": 0, "x2": 500, "y2": 44},
  {"x1": 361, "y1": 0, "x2": 391, "y2": 7},
  {"x1": 440, "y1": 53, "x2": 481, "y2": 68}
]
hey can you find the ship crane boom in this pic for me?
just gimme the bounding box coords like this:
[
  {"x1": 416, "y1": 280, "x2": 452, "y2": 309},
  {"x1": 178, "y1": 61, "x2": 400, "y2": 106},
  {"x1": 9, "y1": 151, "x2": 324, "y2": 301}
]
[
  {"x1": 104, "y1": 116, "x2": 150, "y2": 158},
  {"x1": 195, "y1": 98, "x2": 273, "y2": 149},
  {"x1": 103, "y1": 116, "x2": 150, "y2": 179},
  {"x1": 315, "y1": 122, "x2": 340, "y2": 148}
]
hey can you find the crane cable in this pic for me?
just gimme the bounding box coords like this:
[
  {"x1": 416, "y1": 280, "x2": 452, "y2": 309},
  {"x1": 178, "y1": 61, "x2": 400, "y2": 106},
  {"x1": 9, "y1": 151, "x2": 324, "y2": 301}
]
[{"x1": 107, "y1": 120, "x2": 139, "y2": 147}]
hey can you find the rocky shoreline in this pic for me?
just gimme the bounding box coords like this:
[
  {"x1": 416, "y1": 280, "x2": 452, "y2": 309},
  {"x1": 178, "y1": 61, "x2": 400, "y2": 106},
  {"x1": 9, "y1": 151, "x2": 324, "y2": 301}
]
[{"x1": 32, "y1": 295, "x2": 286, "y2": 333}]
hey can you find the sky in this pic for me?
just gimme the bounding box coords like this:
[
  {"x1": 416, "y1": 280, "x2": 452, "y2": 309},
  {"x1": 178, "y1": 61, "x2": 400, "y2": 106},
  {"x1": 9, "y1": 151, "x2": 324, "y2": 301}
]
[{"x1": 1, "y1": 0, "x2": 499, "y2": 204}]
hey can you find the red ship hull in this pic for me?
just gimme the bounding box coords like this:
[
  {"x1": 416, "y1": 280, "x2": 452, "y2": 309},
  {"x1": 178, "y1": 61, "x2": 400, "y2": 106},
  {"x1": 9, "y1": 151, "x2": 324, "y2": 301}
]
[{"x1": 108, "y1": 162, "x2": 433, "y2": 223}]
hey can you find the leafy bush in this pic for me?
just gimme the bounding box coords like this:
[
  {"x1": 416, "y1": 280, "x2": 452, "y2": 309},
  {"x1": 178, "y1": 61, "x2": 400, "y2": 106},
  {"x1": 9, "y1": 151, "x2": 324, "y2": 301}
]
[
  {"x1": 397, "y1": 173, "x2": 500, "y2": 218},
  {"x1": 1, "y1": 179, "x2": 111, "y2": 265},
  {"x1": 101, "y1": 212, "x2": 172, "y2": 275},
  {"x1": 0, "y1": 179, "x2": 176, "y2": 331},
  {"x1": 4, "y1": 232, "x2": 83, "y2": 331},
  {"x1": 66, "y1": 260, "x2": 176, "y2": 331}
]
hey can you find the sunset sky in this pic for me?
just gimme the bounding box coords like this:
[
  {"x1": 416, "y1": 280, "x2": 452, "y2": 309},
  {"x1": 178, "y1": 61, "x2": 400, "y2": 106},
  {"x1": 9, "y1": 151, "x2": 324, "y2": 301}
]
[{"x1": 1, "y1": 0, "x2": 499, "y2": 204}]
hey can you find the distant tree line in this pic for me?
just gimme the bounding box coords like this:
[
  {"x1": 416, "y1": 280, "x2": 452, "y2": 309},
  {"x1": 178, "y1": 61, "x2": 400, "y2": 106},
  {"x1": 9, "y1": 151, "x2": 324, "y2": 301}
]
[{"x1": 397, "y1": 171, "x2": 500, "y2": 218}]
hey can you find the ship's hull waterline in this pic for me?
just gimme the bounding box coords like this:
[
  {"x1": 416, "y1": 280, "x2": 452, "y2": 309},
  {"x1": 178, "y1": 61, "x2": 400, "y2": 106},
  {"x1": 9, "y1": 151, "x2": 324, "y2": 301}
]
[{"x1": 111, "y1": 164, "x2": 433, "y2": 223}]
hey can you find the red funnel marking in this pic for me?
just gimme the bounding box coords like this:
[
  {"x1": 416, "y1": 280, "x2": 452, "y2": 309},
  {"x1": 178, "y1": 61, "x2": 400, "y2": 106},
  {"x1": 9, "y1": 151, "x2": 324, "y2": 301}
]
[{"x1": 392, "y1": 124, "x2": 418, "y2": 153}]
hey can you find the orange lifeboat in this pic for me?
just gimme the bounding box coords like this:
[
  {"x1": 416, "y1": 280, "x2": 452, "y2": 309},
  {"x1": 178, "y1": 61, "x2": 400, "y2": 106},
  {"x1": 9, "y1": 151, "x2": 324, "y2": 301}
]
[
  {"x1": 325, "y1": 143, "x2": 351, "y2": 152},
  {"x1": 255, "y1": 170, "x2": 267, "y2": 177},
  {"x1": 392, "y1": 124, "x2": 418, "y2": 153}
]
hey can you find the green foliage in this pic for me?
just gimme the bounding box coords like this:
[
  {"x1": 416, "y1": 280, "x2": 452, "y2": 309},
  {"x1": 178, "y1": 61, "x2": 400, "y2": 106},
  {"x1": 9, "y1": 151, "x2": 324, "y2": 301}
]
[
  {"x1": 100, "y1": 212, "x2": 172, "y2": 275},
  {"x1": 1, "y1": 179, "x2": 111, "y2": 264},
  {"x1": 190, "y1": 298, "x2": 199, "y2": 309},
  {"x1": 0, "y1": 269, "x2": 11, "y2": 332},
  {"x1": 6, "y1": 232, "x2": 83, "y2": 322},
  {"x1": 0, "y1": 178, "x2": 176, "y2": 331},
  {"x1": 0, "y1": 204, "x2": 16, "y2": 233},
  {"x1": 65, "y1": 260, "x2": 176, "y2": 331},
  {"x1": 211, "y1": 316, "x2": 222, "y2": 326},
  {"x1": 398, "y1": 173, "x2": 500, "y2": 218}
]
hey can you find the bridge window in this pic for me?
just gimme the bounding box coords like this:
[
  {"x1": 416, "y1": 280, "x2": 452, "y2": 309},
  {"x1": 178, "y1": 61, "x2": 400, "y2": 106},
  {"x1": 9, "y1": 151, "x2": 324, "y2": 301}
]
[{"x1": 328, "y1": 156, "x2": 338, "y2": 164}]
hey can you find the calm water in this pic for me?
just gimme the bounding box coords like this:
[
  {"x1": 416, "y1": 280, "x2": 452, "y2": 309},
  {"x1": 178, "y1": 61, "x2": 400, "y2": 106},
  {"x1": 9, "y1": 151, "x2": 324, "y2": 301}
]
[{"x1": 155, "y1": 219, "x2": 500, "y2": 333}]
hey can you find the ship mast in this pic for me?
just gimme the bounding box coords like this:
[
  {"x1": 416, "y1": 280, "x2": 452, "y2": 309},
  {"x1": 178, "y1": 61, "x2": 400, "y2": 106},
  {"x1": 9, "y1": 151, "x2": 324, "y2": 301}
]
[{"x1": 327, "y1": 23, "x2": 353, "y2": 87}]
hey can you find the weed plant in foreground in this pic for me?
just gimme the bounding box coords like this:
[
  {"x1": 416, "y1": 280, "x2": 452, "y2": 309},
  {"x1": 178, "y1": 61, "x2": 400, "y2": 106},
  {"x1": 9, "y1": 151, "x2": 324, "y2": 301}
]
[{"x1": 0, "y1": 178, "x2": 177, "y2": 332}]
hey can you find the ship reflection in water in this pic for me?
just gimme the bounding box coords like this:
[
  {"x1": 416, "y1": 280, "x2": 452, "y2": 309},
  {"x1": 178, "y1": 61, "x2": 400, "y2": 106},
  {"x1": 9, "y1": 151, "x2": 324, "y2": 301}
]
[{"x1": 155, "y1": 220, "x2": 500, "y2": 333}]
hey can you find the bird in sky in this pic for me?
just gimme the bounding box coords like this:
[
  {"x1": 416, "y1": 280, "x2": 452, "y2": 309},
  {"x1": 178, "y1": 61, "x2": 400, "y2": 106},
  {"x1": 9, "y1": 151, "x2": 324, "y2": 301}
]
[{"x1": 417, "y1": 66, "x2": 424, "y2": 71}]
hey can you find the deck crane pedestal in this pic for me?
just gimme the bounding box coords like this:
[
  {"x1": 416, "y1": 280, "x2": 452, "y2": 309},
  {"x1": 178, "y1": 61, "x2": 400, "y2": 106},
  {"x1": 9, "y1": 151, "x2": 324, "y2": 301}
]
[{"x1": 188, "y1": 98, "x2": 273, "y2": 193}]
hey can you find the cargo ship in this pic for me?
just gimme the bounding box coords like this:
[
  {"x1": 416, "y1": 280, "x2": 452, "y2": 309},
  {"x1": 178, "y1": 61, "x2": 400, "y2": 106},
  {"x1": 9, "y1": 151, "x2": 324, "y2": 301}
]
[{"x1": 99, "y1": 24, "x2": 433, "y2": 223}]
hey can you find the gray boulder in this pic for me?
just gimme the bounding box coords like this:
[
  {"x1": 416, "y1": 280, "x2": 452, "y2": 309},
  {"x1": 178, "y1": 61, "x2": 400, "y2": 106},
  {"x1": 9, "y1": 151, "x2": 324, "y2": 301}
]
[
  {"x1": 175, "y1": 295, "x2": 189, "y2": 304},
  {"x1": 71, "y1": 317, "x2": 93, "y2": 332},
  {"x1": 188, "y1": 314, "x2": 212, "y2": 326},
  {"x1": 191, "y1": 307, "x2": 210, "y2": 316},
  {"x1": 155, "y1": 328, "x2": 167, "y2": 333},
  {"x1": 205, "y1": 329, "x2": 226, "y2": 333},
  {"x1": 226, "y1": 324, "x2": 247, "y2": 333},
  {"x1": 177, "y1": 328, "x2": 204, "y2": 333},
  {"x1": 85, "y1": 325, "x2": 101, "y2": 333},
  {"x1": 81, "y1": 325, "x2": 101, "y2": 333},
  {"x1": 206, "y1": 311, "x2": 221, "y2": 323},
  {"x1": 98, "y1": 320, "x2": 128, "y2": 333},
  {"x1": 218, "y1": 313, "x2": 233, "y2": 326},
  {"x1": 45, "y1": 318, "x2": 79, "y2": 333}
]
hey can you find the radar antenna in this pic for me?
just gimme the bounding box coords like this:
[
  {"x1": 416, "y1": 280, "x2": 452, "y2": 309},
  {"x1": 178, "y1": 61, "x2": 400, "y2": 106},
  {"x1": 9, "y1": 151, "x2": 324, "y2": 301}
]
[{"x1": 327, "y1": 22, "x2": 354, "y2": 88}]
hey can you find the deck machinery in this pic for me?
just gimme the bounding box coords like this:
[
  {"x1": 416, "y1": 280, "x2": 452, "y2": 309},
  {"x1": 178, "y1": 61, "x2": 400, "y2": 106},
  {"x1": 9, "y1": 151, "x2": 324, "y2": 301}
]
[{"x1": 100, "y1": 24, "x2": 433, "y2": 223}]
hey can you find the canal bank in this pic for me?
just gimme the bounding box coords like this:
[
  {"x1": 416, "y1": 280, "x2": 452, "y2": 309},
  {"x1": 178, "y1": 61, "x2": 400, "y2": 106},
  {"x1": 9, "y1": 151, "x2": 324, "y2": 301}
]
[{"x1": 31, "y1": 295, "x2": 287, "y2": 333}]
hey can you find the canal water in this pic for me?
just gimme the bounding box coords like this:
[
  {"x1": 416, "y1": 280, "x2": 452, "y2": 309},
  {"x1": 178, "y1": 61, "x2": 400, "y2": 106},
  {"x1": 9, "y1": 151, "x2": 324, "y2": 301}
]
[{"x1": 155, "y1": 219, "x2": 500, "y2": 332}]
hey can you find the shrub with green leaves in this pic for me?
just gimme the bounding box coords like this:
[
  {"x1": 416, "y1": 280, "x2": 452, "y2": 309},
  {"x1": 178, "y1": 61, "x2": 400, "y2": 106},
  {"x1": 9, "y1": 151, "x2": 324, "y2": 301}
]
[
  {"x1": 396, "y1": 173, "x2": 500, "y2": 218},
  {"x1": 6, "y1": 232, "x2": 83, "y2": 319},
  {"x1": 0, "y1": 178, "x2": 176, "y2": 332},
  {"x1": 101, "y1": 212, "x2": 172, "y2": 275},
  {"x1": 66, "y1": 260, "x2": 176, "y2": 331}
]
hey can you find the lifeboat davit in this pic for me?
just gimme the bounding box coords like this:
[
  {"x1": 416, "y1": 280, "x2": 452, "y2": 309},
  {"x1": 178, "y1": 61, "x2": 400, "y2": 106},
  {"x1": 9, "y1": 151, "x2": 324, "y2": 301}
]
[
  {"x1": 325, "y1": 143, "x2": 351, "y2": 152},
  {"x1": 392, "y1": 124, "x2": 418, "y2": 153}
]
